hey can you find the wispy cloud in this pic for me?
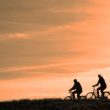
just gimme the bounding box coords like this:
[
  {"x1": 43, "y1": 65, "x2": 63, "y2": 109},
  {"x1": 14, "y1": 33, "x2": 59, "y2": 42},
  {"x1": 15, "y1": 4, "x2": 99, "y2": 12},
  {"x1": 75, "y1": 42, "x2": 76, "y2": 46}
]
[
  {"x1": 0, "y1": 0, "x2": 90, "y2": 34},
  {"x1": 0, "y1": 33, "x2": 30, "y2": 41},
  {"x1": 0, "y1": 60, "x2": 110, "y2": 80}
]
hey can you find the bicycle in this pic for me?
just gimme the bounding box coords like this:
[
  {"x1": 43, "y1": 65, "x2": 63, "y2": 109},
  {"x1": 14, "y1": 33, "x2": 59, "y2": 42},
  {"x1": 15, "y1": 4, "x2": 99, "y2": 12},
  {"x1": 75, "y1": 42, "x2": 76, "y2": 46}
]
[
  {"x1": 86, "y1": 86, "x2": 110, "y2": 99},
  {"x1": 64, "y1": 91, "x2": 86, "y2": 100}
]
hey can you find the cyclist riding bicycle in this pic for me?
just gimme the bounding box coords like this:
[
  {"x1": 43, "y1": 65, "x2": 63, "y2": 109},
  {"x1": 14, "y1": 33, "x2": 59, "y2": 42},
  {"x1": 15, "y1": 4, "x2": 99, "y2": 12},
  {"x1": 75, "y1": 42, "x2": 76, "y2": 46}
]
[
  {"x1": 93, "y1": 74, "x2": 107, "y2": 98},
  {"x1": 69, "y1": 79, "x2": 82, "y2": 99}
]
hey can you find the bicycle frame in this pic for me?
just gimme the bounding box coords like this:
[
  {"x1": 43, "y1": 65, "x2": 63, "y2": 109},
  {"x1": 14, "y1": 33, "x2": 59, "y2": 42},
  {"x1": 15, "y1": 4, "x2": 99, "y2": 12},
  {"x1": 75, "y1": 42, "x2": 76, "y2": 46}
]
[
  {"x1": 64, "y1": 91, "x2": 75, "y2": 100},
  {"x1": 69, "y1": 90, "x2": 85, "y2": 99},
  {"x1": 92, "y1": 86, "x2": 98, "y2": 97},
  {"x1": 69, "y1": 91, "x2": 75, "y2": 99}
]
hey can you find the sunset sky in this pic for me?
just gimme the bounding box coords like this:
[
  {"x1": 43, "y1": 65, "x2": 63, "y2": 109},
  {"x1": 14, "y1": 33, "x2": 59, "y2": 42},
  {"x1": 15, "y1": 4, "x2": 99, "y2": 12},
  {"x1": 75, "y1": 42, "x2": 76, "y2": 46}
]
[{"x1": 1, "y1": 0, "x2": 110, "y2": 101}]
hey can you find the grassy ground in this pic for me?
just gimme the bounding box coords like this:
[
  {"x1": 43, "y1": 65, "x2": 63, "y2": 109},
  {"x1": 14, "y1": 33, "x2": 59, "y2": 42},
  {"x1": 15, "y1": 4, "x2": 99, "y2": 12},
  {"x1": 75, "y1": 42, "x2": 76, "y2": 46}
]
[{"x1": 0, "y1": 98, "x2": 110, "y2": 110}]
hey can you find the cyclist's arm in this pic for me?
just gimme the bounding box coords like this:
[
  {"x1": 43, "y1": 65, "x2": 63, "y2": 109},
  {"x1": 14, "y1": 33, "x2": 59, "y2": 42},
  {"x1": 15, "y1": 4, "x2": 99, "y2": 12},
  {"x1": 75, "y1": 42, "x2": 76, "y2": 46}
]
[
  {"x1": 69, "y1": 85, "x2": 75, "y2": 91},
  {"x1": 93, "y1": 79, "x2": 100, "y2": 86}
]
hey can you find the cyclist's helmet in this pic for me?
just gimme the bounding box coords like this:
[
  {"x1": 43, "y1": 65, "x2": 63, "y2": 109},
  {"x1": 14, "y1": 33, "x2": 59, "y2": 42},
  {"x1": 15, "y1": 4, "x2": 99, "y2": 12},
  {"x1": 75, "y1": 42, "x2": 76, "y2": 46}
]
[
  {"x1": 73, "y1": 79, "x2": 77, "y2": 82},
  {"x1": 98, "y1": 74, "x2": 101, "y2": 78}
]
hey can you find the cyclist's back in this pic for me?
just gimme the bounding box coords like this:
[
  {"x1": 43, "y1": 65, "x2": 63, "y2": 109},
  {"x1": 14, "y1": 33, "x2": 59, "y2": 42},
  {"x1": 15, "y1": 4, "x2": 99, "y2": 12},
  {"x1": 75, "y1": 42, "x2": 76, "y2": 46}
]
[
  {"x1": 98, "y1": 76, "x2": 106, "y2": 88},
  {"x1": 74, "y1": 81, "x2": 82, "y2": 93}
]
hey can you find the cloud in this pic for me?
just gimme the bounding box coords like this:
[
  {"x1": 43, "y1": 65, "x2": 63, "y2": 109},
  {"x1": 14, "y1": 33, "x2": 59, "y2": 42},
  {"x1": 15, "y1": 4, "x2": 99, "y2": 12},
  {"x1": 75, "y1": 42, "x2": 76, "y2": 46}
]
[
  {"x1": 0, "y1": 60, "x2": 110, "y2": 80},
  {"x1": 0, "y1": 0, "x2": 110, "y2": 80},
  {"x1": 0, "y1": 0, "x2": 90, "y2": 34},
  {"x1": 0, "y1": 33, "x2": 30, "y2": 41},
  {"x1": 8, "y1": 33, "x2": 30, "y2": 39}
]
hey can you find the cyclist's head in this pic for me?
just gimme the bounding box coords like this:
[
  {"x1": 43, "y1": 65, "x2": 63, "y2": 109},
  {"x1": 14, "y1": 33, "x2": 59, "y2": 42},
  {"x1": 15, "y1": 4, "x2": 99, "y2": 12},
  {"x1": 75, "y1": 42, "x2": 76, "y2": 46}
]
[
  {"x1": 73, "y1": 79, "x2": 77, "y2": 83},
  {"x1": 98, "y1": 74, "x2": 101, "y2": 78}
]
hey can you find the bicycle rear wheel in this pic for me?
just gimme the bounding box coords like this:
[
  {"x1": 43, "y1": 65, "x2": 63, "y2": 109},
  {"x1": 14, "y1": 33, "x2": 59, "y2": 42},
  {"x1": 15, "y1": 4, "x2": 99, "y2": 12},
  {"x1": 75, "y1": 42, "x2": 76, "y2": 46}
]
[
  {"x1": 86, "y1": 92, "x2": 96, "y2": 99},
  {"x1": 104, "y1": 92, "x2": 110, "y2": 99},
  {"x1": 64, "y1": 96, "x2": 71, "y2": 100}
]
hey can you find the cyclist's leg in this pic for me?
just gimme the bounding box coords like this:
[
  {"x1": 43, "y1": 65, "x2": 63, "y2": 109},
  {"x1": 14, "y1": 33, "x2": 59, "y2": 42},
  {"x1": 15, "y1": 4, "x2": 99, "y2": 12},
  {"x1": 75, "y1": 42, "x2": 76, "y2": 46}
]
[
  {"x1": 97, "y1": 87, "x2": 101, "y2": 97},
  {"x1": 77, "y1": 91, "x2": 81, "y2": 99},
  {"x1": 101, "y1": 86, "x2": 106, "y2": 97},
  {"x1": 72, "y1": 91, "x2": 77, "y2": 99}
]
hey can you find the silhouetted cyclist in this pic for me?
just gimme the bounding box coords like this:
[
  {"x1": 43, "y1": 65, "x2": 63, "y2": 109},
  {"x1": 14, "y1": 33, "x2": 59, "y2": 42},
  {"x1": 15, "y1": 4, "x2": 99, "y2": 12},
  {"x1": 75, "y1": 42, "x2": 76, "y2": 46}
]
[
  {"x1": 69, "y1": 79, "x2": 82, "y2": 99},
  {"x1": 93, "y1": 74, "x2": 107, "y2": 97}
]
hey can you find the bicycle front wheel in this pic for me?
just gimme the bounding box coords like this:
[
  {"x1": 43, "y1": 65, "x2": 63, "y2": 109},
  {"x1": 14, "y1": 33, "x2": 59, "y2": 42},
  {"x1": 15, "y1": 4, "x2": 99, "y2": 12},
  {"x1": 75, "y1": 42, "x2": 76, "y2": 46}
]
[
  {"x1": 64, "y1": 96, "x2": 71, "y2": 100},
  {"x1": 104, "y1": 92, "x2": 110, "y2": 99},
  {"x1": 86, "y1": 92, "x2": 96, "y2": 99}
]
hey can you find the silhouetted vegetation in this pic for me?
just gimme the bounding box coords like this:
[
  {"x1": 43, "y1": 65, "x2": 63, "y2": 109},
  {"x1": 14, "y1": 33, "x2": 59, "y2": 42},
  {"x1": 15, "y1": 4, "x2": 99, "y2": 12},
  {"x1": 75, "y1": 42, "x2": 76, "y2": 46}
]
[{"x1": 0, "y1": 98, "x2": 110, "y2": 110}]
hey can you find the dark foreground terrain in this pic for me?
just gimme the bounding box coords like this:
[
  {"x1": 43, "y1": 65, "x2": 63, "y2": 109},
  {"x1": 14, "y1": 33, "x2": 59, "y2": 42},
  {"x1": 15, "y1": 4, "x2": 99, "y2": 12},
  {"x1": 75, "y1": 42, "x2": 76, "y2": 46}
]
[{"x1": 0, "y1": 98, "x2": 110, "y2": 110}]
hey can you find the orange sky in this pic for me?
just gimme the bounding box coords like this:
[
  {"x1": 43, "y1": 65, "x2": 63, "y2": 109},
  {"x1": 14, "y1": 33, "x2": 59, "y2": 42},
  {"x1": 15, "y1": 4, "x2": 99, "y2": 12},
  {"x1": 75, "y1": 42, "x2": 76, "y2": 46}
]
[{"x1": 0, "y1": 0, "x2": 110, "y2": 101}]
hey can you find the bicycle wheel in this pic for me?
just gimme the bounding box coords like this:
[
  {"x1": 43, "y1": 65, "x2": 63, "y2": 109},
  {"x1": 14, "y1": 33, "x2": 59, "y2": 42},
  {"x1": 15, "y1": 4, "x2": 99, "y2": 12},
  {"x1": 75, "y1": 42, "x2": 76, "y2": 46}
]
[
  {"x1": 86, "y1": 92, "x2": 96, "y2": 99},
  {"x1": 104, "y1": 92, "x2": 110, "y2": 99},
  {"x1": 64, "y1": 96, "x2": 71, "y2": 100}
]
